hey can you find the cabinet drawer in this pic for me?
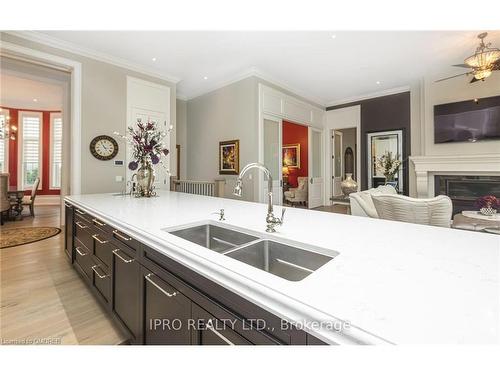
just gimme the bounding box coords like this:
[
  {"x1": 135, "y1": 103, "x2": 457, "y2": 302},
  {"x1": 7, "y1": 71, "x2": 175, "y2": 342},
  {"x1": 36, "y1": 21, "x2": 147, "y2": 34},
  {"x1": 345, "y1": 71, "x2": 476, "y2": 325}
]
[
  {"x1": 112, "y1": 246, "x2": 140, "y2": 340},
  {"x1": 74, "y1": 208, "x2": 91, "y2": 223},
  {"x1": 75, "y1": 220, "x2": 93, "y2": 250},
  {"x1": 91, "y1": 261, "x2": 111, "y2": 304},
  {"x1": 143, "y1": 269, "x2": 192, "y2": 345},
  {"x1": 74, "y1": 239, "x2": 93, "y2": 280},
  {"x1": 111, "y1": 228, "x2": 141, "y2": 252},
  {"x1": 191, "y1": 304, "x2": 251, "y2": 345},
  {"x1": 92, "y1": 231, "x2": 113, "y2": 268}
]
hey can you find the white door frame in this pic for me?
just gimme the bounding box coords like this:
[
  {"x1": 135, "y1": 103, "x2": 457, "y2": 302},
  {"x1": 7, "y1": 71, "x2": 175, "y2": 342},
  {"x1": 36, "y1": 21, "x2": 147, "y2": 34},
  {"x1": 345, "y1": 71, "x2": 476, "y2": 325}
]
[
  {"x1": 331, "y1": 129, "x2": 344, "y2": 197},
  {"x1": 260, "y1": 114, "x2": 283, "y2": 205},
  {"x1": 325, "y1": 106, "x2": 361, "y2": 203},
  {"x1": 308, "y1": 126, "x2": 324, "y2": 208},
  {"x1": 0, "y1": 41, "x2": 82, "y2": 196}
]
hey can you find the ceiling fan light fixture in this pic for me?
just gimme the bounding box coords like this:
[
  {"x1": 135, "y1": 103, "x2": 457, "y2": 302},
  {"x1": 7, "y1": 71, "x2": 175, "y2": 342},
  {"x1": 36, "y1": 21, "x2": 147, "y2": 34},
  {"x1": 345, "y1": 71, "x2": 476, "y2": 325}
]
[
  {"x1": 474, "y1": 68, "x2": 492, "y2": 80},
  {"x1": 465, "y1": 50, "x2": 500, "y2": 68}
]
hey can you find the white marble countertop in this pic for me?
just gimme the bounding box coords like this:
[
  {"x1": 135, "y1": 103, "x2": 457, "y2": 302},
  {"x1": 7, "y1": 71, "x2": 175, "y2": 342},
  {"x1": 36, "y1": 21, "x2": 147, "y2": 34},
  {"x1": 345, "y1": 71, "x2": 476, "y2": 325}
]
[{"x1": 65, "y1": 191, "x2": 500, "y2": 344}]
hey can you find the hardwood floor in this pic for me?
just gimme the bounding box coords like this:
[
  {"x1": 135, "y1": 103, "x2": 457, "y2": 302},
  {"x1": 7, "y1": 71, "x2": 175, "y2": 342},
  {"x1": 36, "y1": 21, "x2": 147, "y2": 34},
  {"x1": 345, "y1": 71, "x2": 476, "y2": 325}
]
[{"x1": 0, "y1": 205, "x2": 127, "y2": 345}]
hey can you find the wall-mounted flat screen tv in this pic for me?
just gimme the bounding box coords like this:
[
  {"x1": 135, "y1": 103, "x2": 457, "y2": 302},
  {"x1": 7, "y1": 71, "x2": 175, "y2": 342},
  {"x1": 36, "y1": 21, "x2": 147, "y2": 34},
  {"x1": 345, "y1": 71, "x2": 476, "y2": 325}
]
[{"x1": 434, "y1": 95, "x2": 500, "y2": 143}]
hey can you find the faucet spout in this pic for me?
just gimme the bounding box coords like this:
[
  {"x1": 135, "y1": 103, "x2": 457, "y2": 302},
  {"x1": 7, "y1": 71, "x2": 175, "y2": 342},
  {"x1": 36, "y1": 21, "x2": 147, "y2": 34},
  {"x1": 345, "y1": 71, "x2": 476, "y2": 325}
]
[{"x1": 233, "y1": 162, "x2": 285, "y2": 232}]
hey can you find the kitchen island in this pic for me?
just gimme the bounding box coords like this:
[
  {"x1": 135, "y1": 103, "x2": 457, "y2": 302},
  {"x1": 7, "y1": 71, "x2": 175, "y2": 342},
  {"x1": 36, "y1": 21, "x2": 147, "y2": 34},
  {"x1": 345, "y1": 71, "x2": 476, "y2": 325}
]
[{"x1": 64, "y1": 191, "x2": 499, "y2": 345}]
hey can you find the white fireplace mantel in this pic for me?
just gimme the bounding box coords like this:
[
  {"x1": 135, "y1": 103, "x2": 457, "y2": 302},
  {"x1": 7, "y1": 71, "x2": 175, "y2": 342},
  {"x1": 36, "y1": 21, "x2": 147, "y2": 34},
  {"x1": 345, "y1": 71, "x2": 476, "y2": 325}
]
[{"x1": 410, "y1": 154, "x2": 500, "y2": 198}]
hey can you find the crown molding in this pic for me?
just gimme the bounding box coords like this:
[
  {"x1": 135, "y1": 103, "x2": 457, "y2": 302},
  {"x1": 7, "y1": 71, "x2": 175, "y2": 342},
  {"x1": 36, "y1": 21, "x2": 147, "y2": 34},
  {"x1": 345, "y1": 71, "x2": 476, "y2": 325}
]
[
  {"x1": 326, "y1": 85, "x2": 411, "y2": 108},
  {"x1": 184, "y1": 67, "x2": 326, "y2": 108},
  {"x1": 4, "y1": 31, "x2": 181, "y2": 84}
]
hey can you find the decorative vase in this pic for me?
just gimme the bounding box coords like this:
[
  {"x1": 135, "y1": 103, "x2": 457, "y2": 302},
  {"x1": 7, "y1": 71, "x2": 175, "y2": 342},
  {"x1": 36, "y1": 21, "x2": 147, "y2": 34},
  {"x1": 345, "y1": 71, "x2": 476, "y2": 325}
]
[
  {"x1": 136, "y1": 160, "x2": 155, "y2": 197},
  {"x1": 479, "y1": 206, "x2": 497, "y2": 216},
  {"x1": 340, "y1": 173, "x2": 358, "y2": 197}
]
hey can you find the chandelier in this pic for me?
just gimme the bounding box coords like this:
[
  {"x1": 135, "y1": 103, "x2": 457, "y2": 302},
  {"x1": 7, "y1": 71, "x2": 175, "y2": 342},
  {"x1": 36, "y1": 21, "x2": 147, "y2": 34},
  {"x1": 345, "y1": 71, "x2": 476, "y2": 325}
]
[{"x1": 464, "y1": 32, "x2": 500, "y2": 80}]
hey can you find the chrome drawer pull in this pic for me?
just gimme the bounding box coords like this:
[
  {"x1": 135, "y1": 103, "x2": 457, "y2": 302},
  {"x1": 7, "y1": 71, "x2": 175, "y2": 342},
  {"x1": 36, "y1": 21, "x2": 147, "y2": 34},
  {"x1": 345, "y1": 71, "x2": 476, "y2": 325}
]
[
  {"x1": 113, "y1": 230, "x2": 132, "y2": 241},
  {"x1": 112, "y1": 249, "x2": 134, "y2": 263},
  {"x1": 145, "y1": 274, "x2": 177, "y2": 297},
  {"x1": 92, "y1": 218, "x2": 106, "y2": 227},
  {"x1": 75, "y1": 221, "x2": 88, "y2": 229},
  {"x1": 205, "y1": 320, "x2": 235, "y2": 345},
  {"x1": 92, "y1": 265, "x2": 109, "y2": 279},
  {"x1": 75, "y1": 209, "x2": 85, "y2": 215},
  {"x1": 64, "y1": 203, "x2": 72, "y2": 208},
  {"x1": 92, "y1": 234, "x2": 109, "y2": 244},
  {"x1": 76, "y1": 247, "x2": 87, "y2": 256}
]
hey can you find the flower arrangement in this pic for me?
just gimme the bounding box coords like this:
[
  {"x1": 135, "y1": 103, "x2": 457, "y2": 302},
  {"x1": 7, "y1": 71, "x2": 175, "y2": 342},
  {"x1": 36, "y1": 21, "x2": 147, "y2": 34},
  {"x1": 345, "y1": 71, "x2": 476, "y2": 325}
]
[
  {"x1": 114, "y1": 119, "x2": 173, "y2": 197},
  {"x1": 376, "y1": 151, "x2": 402, "y2": 182},
  {"x1": 114, "y1": 119, "x2": 172, "y2": 172},
  {"x1": 475, "y1": 195, "x2": 499, "y2": 210}
]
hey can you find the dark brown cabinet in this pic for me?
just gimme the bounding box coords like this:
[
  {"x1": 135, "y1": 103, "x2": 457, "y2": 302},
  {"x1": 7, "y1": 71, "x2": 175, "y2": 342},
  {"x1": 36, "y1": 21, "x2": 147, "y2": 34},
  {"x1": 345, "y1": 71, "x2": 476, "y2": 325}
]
[
  {"x1": 112, "y1": 246, "x2": 141, "y2": 341},
  {"x1": 191, "y1": 304, "x2": 251, "y2": 345},
  {"x1": 142, "y1": 268, "x2": 192, "y2": 345},
  {"x1": 67, "y1": 204, "x2": 325, "y2": 346},
  {"x1": 64, "y1": 203, "x2": 74, "y2": 261}
]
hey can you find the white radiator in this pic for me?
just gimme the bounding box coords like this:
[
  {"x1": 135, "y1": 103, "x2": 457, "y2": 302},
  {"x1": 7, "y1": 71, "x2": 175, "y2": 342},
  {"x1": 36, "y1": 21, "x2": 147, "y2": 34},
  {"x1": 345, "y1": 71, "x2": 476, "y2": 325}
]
[{"x1": 172, "y1": 179, "x2": 225, "y2": 197}]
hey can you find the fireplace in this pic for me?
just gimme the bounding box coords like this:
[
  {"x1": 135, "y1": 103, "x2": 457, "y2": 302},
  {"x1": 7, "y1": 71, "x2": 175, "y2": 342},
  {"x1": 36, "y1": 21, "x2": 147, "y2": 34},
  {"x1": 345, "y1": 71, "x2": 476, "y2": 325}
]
[{"x1": 434, "y1": 175, "x2": 500, "y2": 215}]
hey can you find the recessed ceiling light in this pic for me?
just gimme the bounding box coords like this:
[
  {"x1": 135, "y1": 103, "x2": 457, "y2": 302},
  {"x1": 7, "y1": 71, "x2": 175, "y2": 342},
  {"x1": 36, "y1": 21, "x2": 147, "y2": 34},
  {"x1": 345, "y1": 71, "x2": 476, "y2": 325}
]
[
  {"x1": 33, "y1": 98, "x2": 38, "y2": 102},
  {"x1": 331, "y1": 34, "x2": 337, "y2": 39},
  {"x1": 152, "y1": 57, "x2": 157, "y2": 62},
  {"x1": 376, "y1": 81, "x2": 381, "y2": 85},
  {"x1": 203, "y1": 76, "x2": 208, "y2": 80}
]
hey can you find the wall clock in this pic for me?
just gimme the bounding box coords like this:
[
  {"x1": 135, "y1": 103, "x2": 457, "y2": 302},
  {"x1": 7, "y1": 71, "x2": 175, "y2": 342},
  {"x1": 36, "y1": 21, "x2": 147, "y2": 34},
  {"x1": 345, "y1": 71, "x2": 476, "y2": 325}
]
[{"x1": 90, "y1": 135, "x2": 119, "y2": 161}]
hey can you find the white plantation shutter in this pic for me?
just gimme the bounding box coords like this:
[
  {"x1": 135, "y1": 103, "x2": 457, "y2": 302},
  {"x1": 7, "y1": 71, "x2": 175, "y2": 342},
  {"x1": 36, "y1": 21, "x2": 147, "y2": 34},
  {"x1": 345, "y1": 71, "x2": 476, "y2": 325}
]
[
  {"x1": 0, "y1": 114, "x2": 6, "y2": 173},
  {"x1": 51, "y1": 116, "x2": 62, "y2": 188},
  {"x1": 21, "y1": 113, "x2": 41, "y2": 188}
]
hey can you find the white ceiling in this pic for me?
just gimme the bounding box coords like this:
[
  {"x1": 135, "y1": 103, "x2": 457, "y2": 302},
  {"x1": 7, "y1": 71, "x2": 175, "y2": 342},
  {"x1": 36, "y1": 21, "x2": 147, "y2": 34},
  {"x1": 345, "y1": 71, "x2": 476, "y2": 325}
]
[
  {"x1": 28, "y1": 31, "x2": 500, "y2": 106},
  {"x1": 0, "y1": 73, "x2": 63, "y2": 110}
]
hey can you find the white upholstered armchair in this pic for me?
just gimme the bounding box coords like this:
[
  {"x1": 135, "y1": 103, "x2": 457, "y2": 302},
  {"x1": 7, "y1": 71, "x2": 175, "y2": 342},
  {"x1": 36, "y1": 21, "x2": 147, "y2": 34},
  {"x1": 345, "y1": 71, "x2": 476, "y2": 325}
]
[
  {"x1": 284, "y1": 176, "x2": 308, "y2": 206},
  {"x1": 349, "y1": 185, "x2": 397, "y2": 218},
  {"x1": 372, "y1": 194, "x2": 453, "y2": 228}
]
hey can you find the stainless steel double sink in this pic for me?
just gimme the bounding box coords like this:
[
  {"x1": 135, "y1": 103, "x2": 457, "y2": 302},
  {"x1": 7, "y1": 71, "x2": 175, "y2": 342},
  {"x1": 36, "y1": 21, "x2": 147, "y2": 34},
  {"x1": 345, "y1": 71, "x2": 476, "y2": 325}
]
[{"x1": 165, "y1": 223, "x2": 337, "y2": 281}]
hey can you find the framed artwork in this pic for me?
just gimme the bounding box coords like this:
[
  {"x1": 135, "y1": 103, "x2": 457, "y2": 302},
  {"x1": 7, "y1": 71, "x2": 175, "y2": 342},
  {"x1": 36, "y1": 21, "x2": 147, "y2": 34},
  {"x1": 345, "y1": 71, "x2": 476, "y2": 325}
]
[
  {"x1": 219, "y1": 140, "x2": 240, "y2": 175},
  {"x1": 282, "y1": 144, "x2": 301, "y2": 168}
]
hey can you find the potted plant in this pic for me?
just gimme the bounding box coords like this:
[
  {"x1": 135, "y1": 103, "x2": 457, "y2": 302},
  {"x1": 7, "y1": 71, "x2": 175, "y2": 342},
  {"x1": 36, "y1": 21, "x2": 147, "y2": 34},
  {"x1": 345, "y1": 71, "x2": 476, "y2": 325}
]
[
  {"x1": 376, "y1": 151, "x2": 402, "y2": 184},
  {"x1": 114, "y1": 119, "x2": 172, "y2": 197},
  {"x1": 475, "y1": 195, "x2": 499, "y2": 216}
]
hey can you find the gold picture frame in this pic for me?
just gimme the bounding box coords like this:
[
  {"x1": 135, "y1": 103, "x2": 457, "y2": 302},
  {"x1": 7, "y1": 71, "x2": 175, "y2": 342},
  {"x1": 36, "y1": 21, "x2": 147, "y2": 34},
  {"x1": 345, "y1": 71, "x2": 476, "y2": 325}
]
[
  {"x1": 282, "y1": 143, "x2": 301, "y2": 169},
  {"x1": 219, "y1": 140, "x2": 240, "y2": 175}
]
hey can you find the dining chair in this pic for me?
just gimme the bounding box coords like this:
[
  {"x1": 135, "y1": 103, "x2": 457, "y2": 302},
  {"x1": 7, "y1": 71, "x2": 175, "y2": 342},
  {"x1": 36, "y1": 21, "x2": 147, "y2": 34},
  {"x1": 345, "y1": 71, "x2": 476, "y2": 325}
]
[
  {"x1": 22, "y1": 177, "x2": 41, "y2": 217},
  {"x1": 0, "y1": 173, "x2": 10, "y2": 225}
]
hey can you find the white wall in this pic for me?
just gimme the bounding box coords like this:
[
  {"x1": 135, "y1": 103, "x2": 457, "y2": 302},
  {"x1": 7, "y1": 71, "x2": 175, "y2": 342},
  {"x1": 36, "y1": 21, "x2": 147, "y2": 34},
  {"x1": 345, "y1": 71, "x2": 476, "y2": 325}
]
[
  {"x1": 186, "y1": 77, "x2": 258, "y2": 201},
  {"x1": 1, "y1": 33, "x2": 177, "y2": 195}
]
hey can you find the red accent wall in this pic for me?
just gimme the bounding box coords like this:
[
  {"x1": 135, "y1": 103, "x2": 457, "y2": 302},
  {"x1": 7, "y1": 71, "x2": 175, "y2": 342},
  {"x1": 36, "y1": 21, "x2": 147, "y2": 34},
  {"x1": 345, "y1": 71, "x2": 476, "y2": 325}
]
[
  {"x1": 282, "y1": 121, "x2": 308, "y2": 187},
  {"x1": 1, "y1": 106, "x2": 61, "y2": 195}
]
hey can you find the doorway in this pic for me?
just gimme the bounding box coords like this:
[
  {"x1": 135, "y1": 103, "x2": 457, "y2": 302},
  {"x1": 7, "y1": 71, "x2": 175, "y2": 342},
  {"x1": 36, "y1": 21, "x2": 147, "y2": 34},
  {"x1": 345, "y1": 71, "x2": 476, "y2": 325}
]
[
  {"x1": 331, "y1": 127, "x2": 357, "y2": 197},
  {"x1": 1, "y1": 57, "x2": 70, "y2": 221},
  {"x1": 261, "y1": 116, "x2": 324, "y2": 209},
  {"x1": 282, "y1": 121, "x2": 308, "y2": 207}
]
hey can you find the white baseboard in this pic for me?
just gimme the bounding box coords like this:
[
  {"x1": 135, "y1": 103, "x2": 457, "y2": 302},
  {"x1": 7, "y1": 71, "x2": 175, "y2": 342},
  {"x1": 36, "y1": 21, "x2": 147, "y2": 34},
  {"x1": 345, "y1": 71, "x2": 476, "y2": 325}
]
[{"x1": 35, "y1": 195, "x2": 61, "y2": 206}]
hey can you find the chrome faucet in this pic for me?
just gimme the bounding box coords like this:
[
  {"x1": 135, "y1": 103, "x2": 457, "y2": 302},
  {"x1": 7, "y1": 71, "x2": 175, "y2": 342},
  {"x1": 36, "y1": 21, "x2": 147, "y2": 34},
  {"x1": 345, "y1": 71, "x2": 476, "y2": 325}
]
[{"x1": 233, "y1": 163, "x2": 285, "y2": 233}]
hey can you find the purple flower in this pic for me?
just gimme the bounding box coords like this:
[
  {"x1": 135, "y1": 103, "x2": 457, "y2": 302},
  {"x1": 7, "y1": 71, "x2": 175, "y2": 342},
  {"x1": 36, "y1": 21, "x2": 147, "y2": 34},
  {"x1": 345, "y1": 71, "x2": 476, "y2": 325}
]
[
  {"x1": 151, "y1": 154, "x2": 160, "y2": 165},
  {"x1": 475, "y1": 195, "x2": 499, "y2": 209},
  {"x1": 128, "y1": 161, "x2": 138, "y2": 171},
  {"x1": 162, "y1": 148, "x2": 169, "y2": 156}
]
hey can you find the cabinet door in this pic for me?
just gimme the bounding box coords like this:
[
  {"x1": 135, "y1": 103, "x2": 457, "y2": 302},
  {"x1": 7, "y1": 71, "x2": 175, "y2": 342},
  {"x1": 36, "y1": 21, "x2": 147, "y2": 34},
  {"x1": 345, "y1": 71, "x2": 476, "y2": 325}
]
[
  {"x1": 191, "y1": 304, "x2": 251, "y2": 345},
  {"x1": 143, "y1": 269, "x2": 192, "y2": 345},
  {"x1": 112, "y1": 247, "x2": 140, "y2": 340},
  {"x1": 64, "y1": 203, "x2": 74, "y2": 261}
]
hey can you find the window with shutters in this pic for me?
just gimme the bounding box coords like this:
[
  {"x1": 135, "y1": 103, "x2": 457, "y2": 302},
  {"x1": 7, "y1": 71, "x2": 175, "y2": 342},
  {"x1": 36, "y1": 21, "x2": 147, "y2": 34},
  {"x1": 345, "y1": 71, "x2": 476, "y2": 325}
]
[
  {"x1": 50, "y1": 113, "x2": 63, "y2": 189},
  {"x1": 0, "y1": 110, "x2": 9, "y2": 173},
  {"x1": 19, "y1": 112, "x2": 42, "y2": 189}
]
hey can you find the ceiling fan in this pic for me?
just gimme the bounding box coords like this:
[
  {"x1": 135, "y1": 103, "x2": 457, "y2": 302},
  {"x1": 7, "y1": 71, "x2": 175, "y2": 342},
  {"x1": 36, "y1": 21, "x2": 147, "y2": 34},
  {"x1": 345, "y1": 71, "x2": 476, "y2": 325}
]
[{"x1": 436, "y1": 32, "x2": 500, "y2": 83}]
